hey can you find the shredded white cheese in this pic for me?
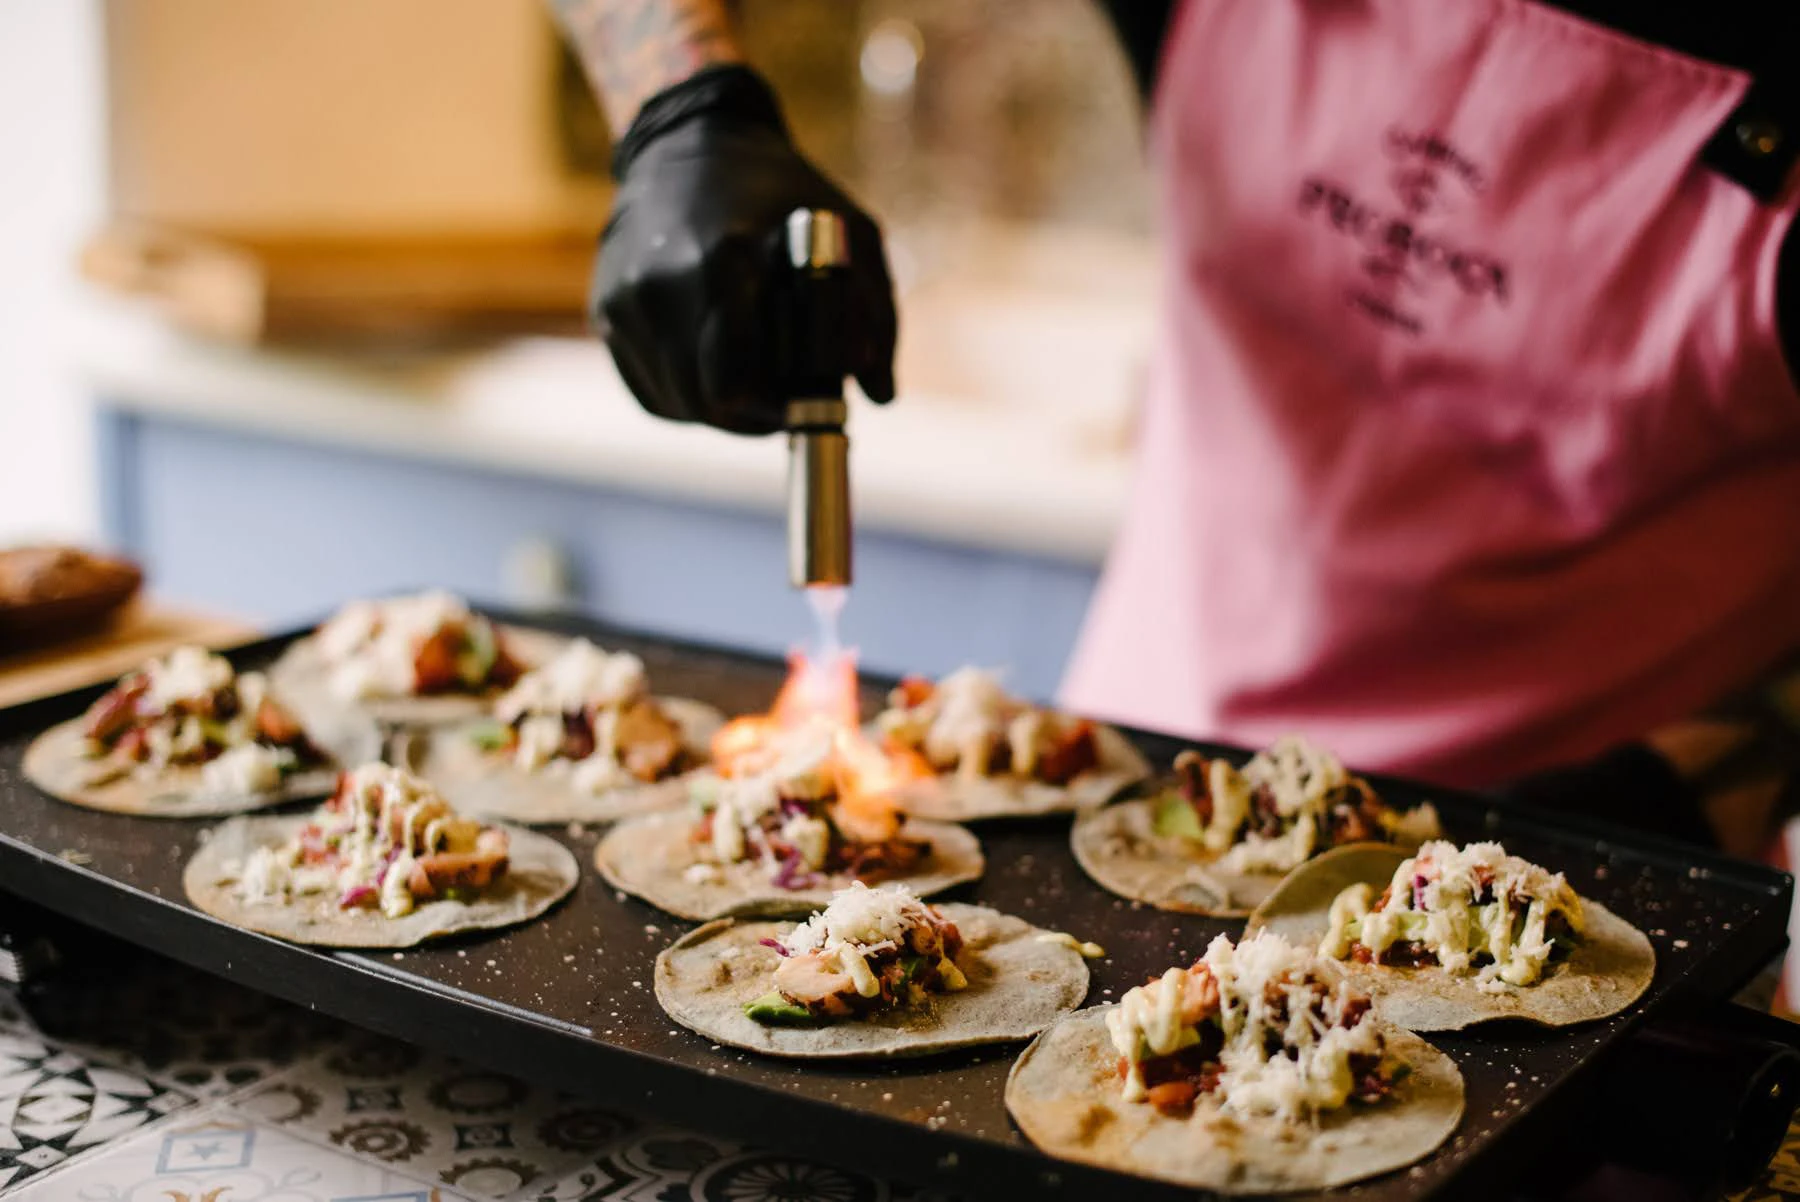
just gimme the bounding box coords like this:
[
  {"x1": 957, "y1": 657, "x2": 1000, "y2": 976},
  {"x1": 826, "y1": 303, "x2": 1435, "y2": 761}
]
[
  {"x1": 1212, "y1": 737, "x2": 1346, "y2": 871},
  {"x1": 708, "y1": 775, "x2": 781, "y2": 863},
  {"x1": 876, "y1": 667, "x2": 1038, "y2": 780},
  {"x1": 1106, "y1": 931, "x2": 1382, "y2": 1121},
  {"x1": 1321, "y1": 840, "x2": 1585, "y2": 989},
  {"x1": 201, "y1": 744, "x2": 293, "y2": 795},
  {"x1": 98, "y1": 652, "x2": 289, "y2": 776},
  {"x1": 495, "y1": 639, "x2": 646, "y2": 725},
  {"x1": 779, "y1": 813, "x2": 831, "y2": 871},
  {"x1": 513, "y1": 715, "x2": 565, "y2": 772},
  {"x1": 572, "y1": 753, "x2": 633, "y2": 795},
  {"x1": 1190, "y1": 737, "x2": 1437, "y2": 874},
  {"x1": 317, "y1": 591, "x2": 483, "y2": 700},
  {"x1": 778, "y1": 882, "x2": 962, "y2": 994},
  {"x1": 703, "y1": 719, "x2": 839, "y2": 866},
  {"x1": 240, "y1": 763, "x2": 479, "y2": 918},
  {"x1": 782, "y1": 881, "x2": 934, "y2": 955},
  {"x1": 144, "y1": 645, "x2": 235, "y2": 708},
  {"x1": 924, "y1": 667, "x2": 1010, "y2": 776}
]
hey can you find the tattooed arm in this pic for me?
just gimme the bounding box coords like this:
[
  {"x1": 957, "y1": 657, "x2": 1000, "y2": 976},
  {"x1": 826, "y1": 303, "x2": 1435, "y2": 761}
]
[
  {"x1": 558, "y1": 0, "x2": 896, "y2": 433},
  {"x1": 549, "y1": 0, "x2": 744, "y2": 135}
]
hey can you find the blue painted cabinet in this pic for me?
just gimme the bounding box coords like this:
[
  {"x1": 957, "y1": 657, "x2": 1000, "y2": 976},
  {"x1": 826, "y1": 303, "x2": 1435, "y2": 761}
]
[{"x1": 98, "y1": 408, "x2": 1101, "y2": 700}]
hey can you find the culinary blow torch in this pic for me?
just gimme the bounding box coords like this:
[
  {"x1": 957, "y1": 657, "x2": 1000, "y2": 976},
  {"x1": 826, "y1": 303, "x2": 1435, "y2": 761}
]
[{"x1": 781, "y1": 208, "x2": 854, "y2": 591}]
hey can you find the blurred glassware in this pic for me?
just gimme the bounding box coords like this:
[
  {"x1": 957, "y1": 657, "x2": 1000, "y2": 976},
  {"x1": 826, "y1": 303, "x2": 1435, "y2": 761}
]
[
  {"x1": 859, "y1": 17, "x2": 923, "y2": 99},
  {"x1": 849, "y1": 0, "x2": 1149, "y2": 296}
]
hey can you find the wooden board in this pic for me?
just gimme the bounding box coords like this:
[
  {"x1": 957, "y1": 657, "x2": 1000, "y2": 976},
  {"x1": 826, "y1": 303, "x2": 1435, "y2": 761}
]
[
  {"x1": 81, "y1": 224, "x2": 593, "y2": 347},
  {"x1": 0, "y1": 602, "x2": 260, "y2": 710}
]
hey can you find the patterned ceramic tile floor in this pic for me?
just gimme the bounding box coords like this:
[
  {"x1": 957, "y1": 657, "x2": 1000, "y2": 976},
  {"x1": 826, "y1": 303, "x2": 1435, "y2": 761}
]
[
  {"x1": 0, "y1": 941, "x2": 953, "y2": 1202},
  {"x1": 0, "y1": 1026, "x2": 193, "y2": 1189},
  {"x1": 2, "y1": 939, "x2": 1797, "y2": 1201},
  {"x1": 1737, "y1": 1126, "x2": 1800, "y2": 1202}
]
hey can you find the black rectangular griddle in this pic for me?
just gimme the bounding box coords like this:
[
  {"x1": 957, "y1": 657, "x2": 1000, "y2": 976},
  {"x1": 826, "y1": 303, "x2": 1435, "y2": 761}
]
[{"x1": 0, "y1": 612, "x2": 1790, "y2": 1201}]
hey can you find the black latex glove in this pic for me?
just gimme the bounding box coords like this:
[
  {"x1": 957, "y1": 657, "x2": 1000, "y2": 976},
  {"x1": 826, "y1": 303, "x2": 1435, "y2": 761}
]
[{"x1": 594, "y1": 65, "x2": 898, "y2": 436}]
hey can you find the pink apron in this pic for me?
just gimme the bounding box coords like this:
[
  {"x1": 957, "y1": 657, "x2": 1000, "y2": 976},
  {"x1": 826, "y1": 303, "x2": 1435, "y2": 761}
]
[{"x1": 1061, "y1": 0, "x2": 1800, "y2": 787}]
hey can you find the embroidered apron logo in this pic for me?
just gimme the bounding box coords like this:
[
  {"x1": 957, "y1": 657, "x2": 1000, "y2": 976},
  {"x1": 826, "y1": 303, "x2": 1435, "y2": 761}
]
[
  {"x1": 1385, "y1": 127, "x2": 1487, "y2": 212},
  {"x1": 1299, "y1": 130, "x2": 1508, "y2": 335}
]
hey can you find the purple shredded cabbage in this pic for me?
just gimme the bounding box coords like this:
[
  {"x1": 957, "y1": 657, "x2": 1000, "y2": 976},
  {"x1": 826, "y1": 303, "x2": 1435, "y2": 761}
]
[
  {"x1": 772, "y1": 850, "x2": 818, "y2": 891},
  {"x1": 339, "y1": 883, "x2": 378, "y2": 909},
  {"x1": 758, "y1": 937, "x2": 791, "y2": 956},
  {"x1": 1411, "y1": 874, "x2": 1429, "y2": 909},
  {"x1": 778, "y1": 798, "x2": 811, "y2": 818}
]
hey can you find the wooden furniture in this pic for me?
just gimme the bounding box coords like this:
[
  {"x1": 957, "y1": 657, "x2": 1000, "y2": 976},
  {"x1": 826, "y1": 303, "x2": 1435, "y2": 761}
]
[{"x1": 0, "y1": 602, "x2": 259, "y2": 709}]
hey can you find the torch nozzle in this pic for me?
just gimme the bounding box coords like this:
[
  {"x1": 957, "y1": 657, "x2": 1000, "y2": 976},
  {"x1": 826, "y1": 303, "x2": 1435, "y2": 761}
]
[
  {"x1": 786, "y1": 398, "x2": 852, "y2": 589},
  {"x1": 779, "y1": 209, "x2": 855, "y2": 591}
]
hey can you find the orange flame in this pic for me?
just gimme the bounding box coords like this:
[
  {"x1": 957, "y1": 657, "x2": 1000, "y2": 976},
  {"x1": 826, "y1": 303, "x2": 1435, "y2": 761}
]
[{"x1": 712, "y1": 650, "x2": 931, "y2": 820}]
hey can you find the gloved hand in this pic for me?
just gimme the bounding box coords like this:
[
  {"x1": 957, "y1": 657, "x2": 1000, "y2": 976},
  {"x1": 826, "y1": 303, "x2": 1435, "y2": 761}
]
[{"x1": 594, "y1": 65, "x2": 897, "y2": 436}]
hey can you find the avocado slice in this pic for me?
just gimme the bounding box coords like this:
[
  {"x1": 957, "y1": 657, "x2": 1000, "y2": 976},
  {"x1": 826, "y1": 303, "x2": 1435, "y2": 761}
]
[
  {"x1": 1152, "y1": 791, "x2": 1205, "y2": 839},
  {"x1": 1343, "y1": 910, "x2": 1433, "y2": 946},
  {"x1": 468, "y1": 720, "x2": 512, "y2": 752},
  {"x1": 456, "y1": 623, "x2": 498, "y2": 686},
  {"x1": 743, "y1": 991, "x2": 820, "y2": 1026}
]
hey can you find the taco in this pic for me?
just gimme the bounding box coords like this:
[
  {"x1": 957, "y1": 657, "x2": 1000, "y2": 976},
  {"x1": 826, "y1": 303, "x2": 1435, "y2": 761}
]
[
  {"x1": 1247, "y1": 840, "x2": 1655, "y2": 1030},
  {"x1": 1071, "y1": 736, "x2": 1440, "y2": 916},
  {"x1": 1006, "y1": 930, "x2": 1464, "y2": 1194},
  {"x1": 872, "y1": 669, "x2": 1151, "y2": 822},
  {"x1": 24, "y1": 645, "x2": 357, "y2": 817},
  {"x1": 655, "y1": 881, "x2": 1089, "y2": 1058},
  {"x1": 410, "y1": 638, "x2": 724, "y2": 824},
  {"x1": 183, "y1": 762, "x2": 577, "y2": 948},
  {"x1": 269, "y1": 590, "x2": 567, "y2": 732},
  {"x1": 595, "y1": 717, "x2": 983, "y2": 919}
]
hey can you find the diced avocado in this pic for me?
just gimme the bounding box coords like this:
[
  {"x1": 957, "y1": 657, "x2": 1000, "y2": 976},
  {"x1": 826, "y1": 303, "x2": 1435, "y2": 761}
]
[
  {"x1": 457, "y1": 624, "x2": 498, "y2": 686},
  {"x1": 1152, "y1": 792, "x2": 1205, "y2": 840},
  {"x1": 743, "y1": 992, "x2": 819, "y2": 1026},
  {"x1": 1394, "y1": 911, "x2": 1432, "y2": 940},
  {"x1": 1133, "y1": 1025, "x2": 1202, "y2": 1063},
  {"x1": 1466, "y1": 903, "x2": 1503, "y2": 956},
  {"x1": 1346, "y1": 910, "x2": 1431, "y2": 947},
  {"x1": 469, "y1": 721, "x2": 512, "y2": 752}
]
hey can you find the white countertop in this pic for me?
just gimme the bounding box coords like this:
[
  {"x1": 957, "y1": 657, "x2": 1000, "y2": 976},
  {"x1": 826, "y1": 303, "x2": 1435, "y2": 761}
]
[{"x1": 77, "y1": 226, "x2": 1155, "y2": 566}]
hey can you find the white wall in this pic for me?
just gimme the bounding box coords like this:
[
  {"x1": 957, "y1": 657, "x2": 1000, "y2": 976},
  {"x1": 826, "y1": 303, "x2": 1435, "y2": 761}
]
[{"x1": 0, "y1": 0, "x2": 106, "y2": 544}]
